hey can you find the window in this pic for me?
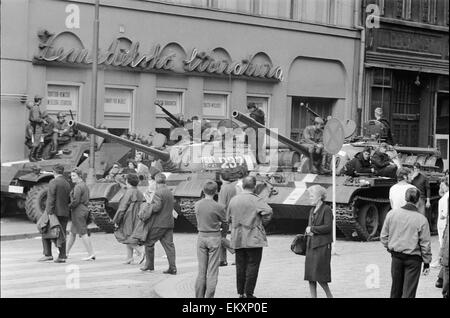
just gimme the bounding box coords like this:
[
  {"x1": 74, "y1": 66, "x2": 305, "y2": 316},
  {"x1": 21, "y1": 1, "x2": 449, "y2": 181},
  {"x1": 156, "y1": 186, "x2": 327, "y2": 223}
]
[
  {"x1": 256, "y1": 0, "x2": 292, "y2": 19},
  {"x1": 156, "y1": 90, "x2": 183, "y2": 117},
  {"x1": 46, "y1": 84, "x2": 80, "y2": 120},
  {"x1": 402, "y1": 0, "x2": 412, "y2": 20},
  {"x1": 103, "y1": 87, "x2": 134, "y2": 132},
  {"x1": 216, "y1": 0, "x2": 253, "y2": 13},
  {"x1": 203, "y1": 93, "x2": 228, "y2": 118},
  {"x1": 297, "y1": 0, "x2": 329, "y2": 24},
  {"x1": 247, "y1": 95, "x2": 269, "y2": 123}
]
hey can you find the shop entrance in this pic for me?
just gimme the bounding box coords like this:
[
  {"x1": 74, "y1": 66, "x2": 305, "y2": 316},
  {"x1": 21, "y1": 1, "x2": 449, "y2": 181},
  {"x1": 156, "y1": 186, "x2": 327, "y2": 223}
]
[
  {"x1": 290, "y1": 97, "x2": 335, "y2": 141},
  {"x1": 391, "y1": 72, "x2": 421, "y2": 147}
]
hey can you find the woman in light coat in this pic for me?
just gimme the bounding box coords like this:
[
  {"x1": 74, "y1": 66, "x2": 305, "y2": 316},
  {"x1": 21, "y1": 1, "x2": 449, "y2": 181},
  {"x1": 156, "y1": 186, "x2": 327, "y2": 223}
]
[{"x1": 113, "y1": 173, "x2": 145, "y2": 264}]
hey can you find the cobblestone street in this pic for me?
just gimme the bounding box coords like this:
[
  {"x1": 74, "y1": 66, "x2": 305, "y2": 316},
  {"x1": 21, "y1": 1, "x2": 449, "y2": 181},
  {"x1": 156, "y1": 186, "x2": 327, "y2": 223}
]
[{"x1": 1, "y1": 232, "x2": 444, "y2": 298}]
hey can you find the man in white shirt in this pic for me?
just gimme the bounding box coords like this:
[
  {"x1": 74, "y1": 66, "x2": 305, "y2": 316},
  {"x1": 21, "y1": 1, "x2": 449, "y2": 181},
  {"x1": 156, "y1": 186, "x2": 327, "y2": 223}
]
[{"x1": 389, "y1": 167, "x2": 416, "y2": 210}]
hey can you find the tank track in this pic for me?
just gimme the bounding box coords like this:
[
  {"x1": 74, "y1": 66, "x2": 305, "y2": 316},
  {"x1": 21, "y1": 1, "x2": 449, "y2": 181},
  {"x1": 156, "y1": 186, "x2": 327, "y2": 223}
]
[
  {"x1": 178, "y1": 197, "x2": 200, "y2": 230},
  {"x1": 336, "y1": 196, "x2": 390, "y2": 242},
  {"x1": 88, "y1": 199, "x2": 115, "y2": 233}
]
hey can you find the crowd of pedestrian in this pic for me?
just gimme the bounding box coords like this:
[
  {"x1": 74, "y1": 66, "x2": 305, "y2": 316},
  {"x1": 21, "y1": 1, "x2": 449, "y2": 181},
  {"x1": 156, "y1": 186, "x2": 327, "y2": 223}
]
[{"x1": 36, "y1": 151, "x2": 448, "y2": 299}]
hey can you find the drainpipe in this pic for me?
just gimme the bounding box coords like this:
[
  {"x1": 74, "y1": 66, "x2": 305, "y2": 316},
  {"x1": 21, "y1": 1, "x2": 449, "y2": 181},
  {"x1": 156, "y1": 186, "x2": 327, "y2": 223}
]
[{"x1": 354, "y1": 0, "x2": 365, "y2": 135}]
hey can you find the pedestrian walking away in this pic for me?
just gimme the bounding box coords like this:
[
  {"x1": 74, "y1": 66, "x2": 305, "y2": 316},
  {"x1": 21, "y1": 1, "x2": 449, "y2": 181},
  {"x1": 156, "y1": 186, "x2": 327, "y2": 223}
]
[
  {"x1": 389, "y1": 167, "x2": 416, "y2": 210},
  {"x1": 194, "y1": 181, "x2": 227, "y2": 298},
  {"x1": 380, "y1": 187, "x2": 432, "y2": 298},
  {"x1": 140, "y1": 173, "x2": 177, "y2": 274},
  {"x1": 38, "y1": 164, "x2": 71, "y2": 263},
  {"x1": 66, "y1": 168, "x2": 95, "y2": 261},
  {"x1": 112, "y1": 173, "x2": 145, "y2": 265},
  {"x1": 218, "y1": 170, "x2": 237, "y2": 267},
  {"x1": 227, "y1": 176, "x2": 273, "y2": 298},
  {"x1": 304, "y1": 185, "x2": 333, "y2": 298}
]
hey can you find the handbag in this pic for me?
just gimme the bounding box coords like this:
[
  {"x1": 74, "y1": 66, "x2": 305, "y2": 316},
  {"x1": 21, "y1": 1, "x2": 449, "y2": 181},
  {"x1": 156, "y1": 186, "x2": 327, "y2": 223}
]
[{"x1": 290, "y1": 233, "x2": 307, "y2": 256}]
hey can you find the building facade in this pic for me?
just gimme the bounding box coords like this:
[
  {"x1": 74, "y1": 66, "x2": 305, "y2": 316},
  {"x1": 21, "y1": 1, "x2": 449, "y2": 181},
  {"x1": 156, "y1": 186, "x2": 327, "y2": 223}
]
[
  {"x1": 362, "y1": 0, "x2": 449, "y2": 169},
  {"x1": 1, "y1": 0, "x2": 363, "y2": 162}
]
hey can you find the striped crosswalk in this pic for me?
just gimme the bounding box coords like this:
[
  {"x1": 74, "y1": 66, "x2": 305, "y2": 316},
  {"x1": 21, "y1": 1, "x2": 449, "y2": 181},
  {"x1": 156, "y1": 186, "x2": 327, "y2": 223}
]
[{"x1": 1, "y1": 238, "x2": 198, "y2": 298}]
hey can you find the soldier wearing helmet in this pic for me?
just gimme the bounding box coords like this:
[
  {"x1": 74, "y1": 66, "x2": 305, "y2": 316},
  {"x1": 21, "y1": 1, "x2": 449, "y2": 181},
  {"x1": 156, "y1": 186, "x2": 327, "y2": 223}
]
[
  {"x1": 301, "y1": 117, "x2": 326, "y2": 174},
  {"x1": 25, "y1": 98, "x2": 46, "y2": 162},
  {"x1": 51, "y1": 111, "x2": 73, "y2": 154}
]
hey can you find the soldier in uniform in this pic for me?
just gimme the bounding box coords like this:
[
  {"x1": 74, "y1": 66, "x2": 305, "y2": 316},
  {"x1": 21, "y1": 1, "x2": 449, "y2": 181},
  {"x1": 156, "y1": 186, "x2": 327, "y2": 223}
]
[
  {"x1": 372, "y1": 143, "x2": 398, "y2": 178},
  {"x1": 25, "y1": 96, "x2": 46, "y2": 161},
  {"x1": 301, "y1": 117, "x2": 326, "y2": 174},
  {"x1": 374, "y1": 107, "x2": 394, "y2": 144},
  {"x1": 51, "y1": 112, "x2": 73, "y2": 154},
  {"x1": 247, "y1": 102, "x2": 266, "y2": 164}
]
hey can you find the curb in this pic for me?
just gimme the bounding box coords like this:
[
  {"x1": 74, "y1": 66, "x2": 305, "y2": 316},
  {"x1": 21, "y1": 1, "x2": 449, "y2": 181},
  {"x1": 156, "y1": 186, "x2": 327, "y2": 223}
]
[
  {"x1": 0, "y1": 226, "x2": 103, "y2": 241},
  {"x1": 153, "y1": 271, "x2": 196, "y2": 298}
]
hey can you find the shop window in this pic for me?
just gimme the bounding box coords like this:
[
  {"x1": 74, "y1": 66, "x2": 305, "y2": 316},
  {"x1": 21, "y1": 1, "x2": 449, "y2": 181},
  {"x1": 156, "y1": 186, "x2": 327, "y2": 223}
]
[
  {"x1": 156, "y1": 90, "x2": 183, "y2": 118},
  {"x1": 103, "y1": 87, "x2": 133, "y2": 133},
  {"x1": 290, "y1": 97, "x2": 335, "y2": 141},
  {"x1": 370, "y1": 69, "x2": 392, "y2": 119},
  {"x1": 247, "y1": 95, "x2": 269, "y2": 123},
  {"x1": 46, "y1": 84, "x2": 80, "y2": 120},
  {"x1": 203, "y1": 93, "x2": 228, "y2": 118}
]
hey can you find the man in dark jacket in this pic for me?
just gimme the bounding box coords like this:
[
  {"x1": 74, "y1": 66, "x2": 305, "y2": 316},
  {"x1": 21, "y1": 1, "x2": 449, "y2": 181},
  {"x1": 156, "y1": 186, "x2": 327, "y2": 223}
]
[
  {"x1": 343, "y1": 147, "x2": 374, "y2": 177},
  {"x1": 140, "y1": 173, "x2": 177, "y2": 274},
  {"x1": 409, "y1": 162, "x2": 431, "y2": 216},
  {"x1": 372, "y1": 143, "x2": 397, "y2": 178},
  {"x1": 39, "y1": 164, "x2": 71, "y2": 263}
]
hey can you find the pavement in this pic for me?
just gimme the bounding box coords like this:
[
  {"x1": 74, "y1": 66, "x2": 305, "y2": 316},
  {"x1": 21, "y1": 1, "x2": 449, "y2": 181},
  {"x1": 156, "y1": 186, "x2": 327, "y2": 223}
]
[
  {"x1": 153, "y1": 235, "x2": 445, "y2": 298},
  {"x1": 1, "y1": 216, "x2": 445, "y2": 298}
]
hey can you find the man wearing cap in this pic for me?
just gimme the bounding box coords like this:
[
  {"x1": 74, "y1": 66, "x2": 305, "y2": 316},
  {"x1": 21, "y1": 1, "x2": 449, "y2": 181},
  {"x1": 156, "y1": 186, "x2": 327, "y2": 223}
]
[
  {"x1": 39, "y1": 164, "x2": 71, "y2": 263},
  {"x1": 374, "y1": 107, "x2": 394, "y2": 144},
  {"x1": 51, "y1": 112, "x2": 73, "y2": 154},
  {"x1": 301, "y1": 117, "x2": 326, "y2": 174}
]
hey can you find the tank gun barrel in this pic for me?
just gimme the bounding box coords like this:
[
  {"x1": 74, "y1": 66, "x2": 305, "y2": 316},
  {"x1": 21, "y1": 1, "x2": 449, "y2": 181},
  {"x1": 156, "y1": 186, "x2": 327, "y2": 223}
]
[
  {"x1": 155, "y1": 101, "x2": 183, "y2": 128},
  {"x1": 232, "y1": 110, "x2": 310, "y2": 157},
  {"x1": 68, "y1": 121, "x2": 170, "y2": 162}
]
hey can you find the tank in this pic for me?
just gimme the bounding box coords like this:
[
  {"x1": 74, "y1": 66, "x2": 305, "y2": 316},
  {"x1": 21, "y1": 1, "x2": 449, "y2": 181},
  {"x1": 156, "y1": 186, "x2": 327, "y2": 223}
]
[
  {"x1": 0, "y1": 135, "x2": 131, "y2": 223},
  {"x1": 68, "y1": 119, "x2": 260, "y2": 232},
  {"x1": 231, "y1": 110, "x2": 444, "y2": 241}
]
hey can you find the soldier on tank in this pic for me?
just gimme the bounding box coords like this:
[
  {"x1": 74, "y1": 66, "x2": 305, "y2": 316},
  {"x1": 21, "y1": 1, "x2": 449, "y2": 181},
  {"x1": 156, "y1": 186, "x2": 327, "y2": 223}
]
[
  {"x1": 374, "y1": 107, "x2": 394, "y2": 144},
  {"x1": 25, "y1": 96, "x2": 46, "y2": 162},
  {"x1": 372, "y1": 143, "x2": 398, "y2": 178},
  {"x1": 342, "y1": 147, "x2": 374, "y2": 177},
  {"x1": 301, "y1": 117, "x2": 327, "y2": 174},
  {"x1": 51, "y1": 112, "x2": 73, "y2": 154}
]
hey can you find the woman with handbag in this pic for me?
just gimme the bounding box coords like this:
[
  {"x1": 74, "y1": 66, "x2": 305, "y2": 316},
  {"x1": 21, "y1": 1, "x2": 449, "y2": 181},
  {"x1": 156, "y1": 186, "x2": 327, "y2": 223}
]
[
  {"x1": 304, "y1": 185, "x2": 333, "y2": 298},
  {"x1": 66, "y1": 168, "x2": 96, "y2": 261},
  {"x1": 113, "y1": 173, "x2": 145, "y2": 264}
]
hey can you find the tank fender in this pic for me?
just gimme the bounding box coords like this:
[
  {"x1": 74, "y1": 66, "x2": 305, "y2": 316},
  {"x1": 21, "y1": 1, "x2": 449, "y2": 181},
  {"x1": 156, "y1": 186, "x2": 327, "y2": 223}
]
[
  {"x1": 88, "y1": 182, "x2": 121, "y2": 201},
  {"x1": 173, "y1": 180, "x2": 205, "y2": 198},
  {"x1": 324, "y1": 184, "x2": 360, "y2": 205},
  {"x1": 1, "y1": 166, "x2": 21, "y2": 192},
  {"x1": 18, "y1": 172, "x2": 54, "y2": 183}
]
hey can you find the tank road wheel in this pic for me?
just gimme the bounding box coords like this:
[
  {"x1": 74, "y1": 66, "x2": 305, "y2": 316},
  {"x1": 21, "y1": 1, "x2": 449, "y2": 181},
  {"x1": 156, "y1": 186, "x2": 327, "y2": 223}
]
[
  {"x1": 378, "y1": 204, "x2": 391, "y2": 232},
  {"x1": 88, "y1": 200, "x2": 116, "y2": 233},
  {"x1": 357, "y1": 203, "x2": 379, "y2": 241},
  {"x1": 25, "y1": 183, "x2": 49, "y2": 223}
]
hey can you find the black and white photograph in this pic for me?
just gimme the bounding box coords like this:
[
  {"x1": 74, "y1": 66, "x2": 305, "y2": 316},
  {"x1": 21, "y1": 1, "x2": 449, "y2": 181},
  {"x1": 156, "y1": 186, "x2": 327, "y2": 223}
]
[{"x1": 0, "y1": 0, "x2": 448, "y2": 303}]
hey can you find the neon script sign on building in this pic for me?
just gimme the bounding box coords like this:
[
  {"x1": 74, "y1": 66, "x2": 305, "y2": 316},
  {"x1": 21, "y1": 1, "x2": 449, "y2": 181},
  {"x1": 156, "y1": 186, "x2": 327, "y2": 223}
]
[{"x1": 34, "y1": 30, "x2": 282, "y2": 81}]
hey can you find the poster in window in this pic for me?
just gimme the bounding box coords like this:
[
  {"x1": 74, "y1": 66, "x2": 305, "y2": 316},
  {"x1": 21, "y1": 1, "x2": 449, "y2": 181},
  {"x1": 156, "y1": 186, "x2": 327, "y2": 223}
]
[
  {"x1": 104, "y1": 88, "x2": 132, "y2": 114},
  {"x1": 203, "y1": 94, "x2": 227, "y2": 117},
  {"x1": 156, "y1": 91, "x2": 182, "y2": 116},
  {"x1": 46, "y1": 85, "x2": 79, "y2": 116}
]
